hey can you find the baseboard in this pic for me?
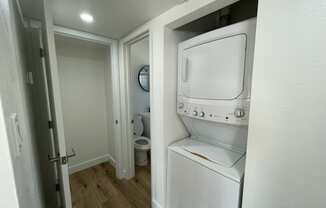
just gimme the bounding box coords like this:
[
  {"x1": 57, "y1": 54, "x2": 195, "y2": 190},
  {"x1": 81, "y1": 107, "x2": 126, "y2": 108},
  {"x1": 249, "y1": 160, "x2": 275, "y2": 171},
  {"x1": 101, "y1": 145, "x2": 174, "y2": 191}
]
[
  {"x1": 152, "y1": 199, "x2": 162, "y2": 208},
  {"x1": 107, "y1": 153, "x2": 116, "y2": 167},
  {"x1": 69, "y1": 154, "x2": 116, "y2": 174}
]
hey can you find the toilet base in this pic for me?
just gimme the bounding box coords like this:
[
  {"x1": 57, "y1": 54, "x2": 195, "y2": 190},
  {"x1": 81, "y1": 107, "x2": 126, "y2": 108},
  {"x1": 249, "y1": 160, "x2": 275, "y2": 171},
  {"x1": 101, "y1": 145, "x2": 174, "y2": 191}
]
[{"x1": 135, "y1": 149, "x2": 149, "y2": 166}]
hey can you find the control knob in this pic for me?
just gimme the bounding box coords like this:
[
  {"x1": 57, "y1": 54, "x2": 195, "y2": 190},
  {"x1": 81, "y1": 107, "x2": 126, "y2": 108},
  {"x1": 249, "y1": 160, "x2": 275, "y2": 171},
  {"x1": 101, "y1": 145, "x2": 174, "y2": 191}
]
[
  {"x1": 234, "y1": 108, "x2": 245, "y2": 118},
  {"x1": 192, "y1": 110, "x2": 198, "y2": 116},
  {"x1": 199, "y1": 112, "x2": 205, "y2": 117}
]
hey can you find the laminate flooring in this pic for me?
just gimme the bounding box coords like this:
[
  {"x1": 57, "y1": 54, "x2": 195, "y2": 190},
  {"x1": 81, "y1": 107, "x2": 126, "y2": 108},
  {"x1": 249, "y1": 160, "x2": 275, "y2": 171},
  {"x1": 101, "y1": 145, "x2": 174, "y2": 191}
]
[{"x1": 69, "y1": 162, "x2": 151, "y2": 208}]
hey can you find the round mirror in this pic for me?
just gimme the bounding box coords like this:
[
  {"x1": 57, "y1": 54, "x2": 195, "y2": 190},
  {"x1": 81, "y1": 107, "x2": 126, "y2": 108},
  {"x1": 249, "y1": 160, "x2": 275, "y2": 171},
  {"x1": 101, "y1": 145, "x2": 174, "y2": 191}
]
[{"x1": 138, "y1": 65, "x2": 150, "y2": 92}]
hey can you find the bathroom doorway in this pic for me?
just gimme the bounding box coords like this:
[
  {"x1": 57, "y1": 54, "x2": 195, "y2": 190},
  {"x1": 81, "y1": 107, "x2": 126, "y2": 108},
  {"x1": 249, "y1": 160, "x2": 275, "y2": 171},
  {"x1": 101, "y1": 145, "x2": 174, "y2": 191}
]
[{"x1": 120, "y1": 32, "x2": 151, "y2": 205}]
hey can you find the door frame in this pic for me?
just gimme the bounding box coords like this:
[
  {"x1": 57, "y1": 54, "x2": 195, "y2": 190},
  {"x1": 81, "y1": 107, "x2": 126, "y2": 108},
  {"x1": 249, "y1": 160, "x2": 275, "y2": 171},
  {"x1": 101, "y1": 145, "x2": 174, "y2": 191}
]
[
  {"x1": 52, "y1": 25, "x2": 123, "y2": 176},
  {"x1": 119, "y1": 29, "x2": 151, "y2": 179},
  {"x1": 43, "y1": 2, "x2": 122, "y2": 205}
]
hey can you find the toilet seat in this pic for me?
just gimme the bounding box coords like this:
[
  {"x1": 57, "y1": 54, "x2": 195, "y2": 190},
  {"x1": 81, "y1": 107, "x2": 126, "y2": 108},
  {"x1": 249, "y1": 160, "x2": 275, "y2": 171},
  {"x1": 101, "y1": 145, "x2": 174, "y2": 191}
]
[{"x1": 134, "y1": 137, "x2": 151, "y2": 150}]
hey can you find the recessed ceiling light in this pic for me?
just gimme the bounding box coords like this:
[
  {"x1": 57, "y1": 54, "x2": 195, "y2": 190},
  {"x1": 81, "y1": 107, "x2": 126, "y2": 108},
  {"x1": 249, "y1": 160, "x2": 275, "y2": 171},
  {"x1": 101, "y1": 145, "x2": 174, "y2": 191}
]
[{"x1": 80, "y1": 13, "x2": 94, "y2": 23}]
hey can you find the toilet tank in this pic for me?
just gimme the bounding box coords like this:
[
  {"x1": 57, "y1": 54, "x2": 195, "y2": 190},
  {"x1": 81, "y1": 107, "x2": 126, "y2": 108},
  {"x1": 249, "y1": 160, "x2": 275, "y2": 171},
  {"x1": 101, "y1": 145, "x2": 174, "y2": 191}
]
[{"x1": 140, "y1": 112, "x2": 150, "y2": 138}]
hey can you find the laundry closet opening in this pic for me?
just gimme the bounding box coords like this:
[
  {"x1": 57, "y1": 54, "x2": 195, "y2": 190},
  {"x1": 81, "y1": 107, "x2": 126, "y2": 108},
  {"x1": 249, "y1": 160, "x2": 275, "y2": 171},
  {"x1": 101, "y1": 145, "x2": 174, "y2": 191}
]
[
  {"x1": 161, "y1": 0, "x2": 258, "y2": 158},
  {"x1": 162, "y1": 0, "x2": 258, "y2": 207}
]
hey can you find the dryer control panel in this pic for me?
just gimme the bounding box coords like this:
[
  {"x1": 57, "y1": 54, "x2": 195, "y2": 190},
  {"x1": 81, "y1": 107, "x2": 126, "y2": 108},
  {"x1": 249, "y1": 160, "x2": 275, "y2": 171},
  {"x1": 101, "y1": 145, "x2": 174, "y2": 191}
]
[{"x1": 177, "y1": 100, "x2": 250, "y2": 126}]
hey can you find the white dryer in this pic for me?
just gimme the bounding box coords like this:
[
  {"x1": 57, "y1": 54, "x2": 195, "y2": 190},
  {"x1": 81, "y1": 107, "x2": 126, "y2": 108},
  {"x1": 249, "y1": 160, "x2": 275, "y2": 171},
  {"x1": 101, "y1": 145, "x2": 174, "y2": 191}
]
[
  {"x1": 167, "y1": 18, "x2": 256, "y2": 208},
  {"x1": 177, "y1": 18, "x2": 257, "y2": 127}
]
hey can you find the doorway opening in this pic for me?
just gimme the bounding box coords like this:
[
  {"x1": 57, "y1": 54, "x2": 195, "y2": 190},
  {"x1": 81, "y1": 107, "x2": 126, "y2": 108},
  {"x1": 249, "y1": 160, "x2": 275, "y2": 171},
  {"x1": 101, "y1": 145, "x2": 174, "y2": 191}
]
[
  {"x1": 54, "y1": 33, "x2": 115, "y2": 206},
  {"x1": 129, "y1": 35, "x2": 151, "y2": 184},
  {"x1": 46, "y1": 27, "x2": 151, "y2": 207},
  {"x1": 54, "y1": 34, "x2": 115, "y2": 175},
  {"x1": 120, "y1": 32, "x2": 151, "y2": 207}
]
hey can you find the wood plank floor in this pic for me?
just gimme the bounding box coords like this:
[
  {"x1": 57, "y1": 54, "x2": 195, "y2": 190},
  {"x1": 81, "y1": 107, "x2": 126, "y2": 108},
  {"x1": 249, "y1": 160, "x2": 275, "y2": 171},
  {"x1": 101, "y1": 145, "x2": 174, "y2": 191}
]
[{"x1": 69, "y1": 163, "x2": 151, "y2": 208}]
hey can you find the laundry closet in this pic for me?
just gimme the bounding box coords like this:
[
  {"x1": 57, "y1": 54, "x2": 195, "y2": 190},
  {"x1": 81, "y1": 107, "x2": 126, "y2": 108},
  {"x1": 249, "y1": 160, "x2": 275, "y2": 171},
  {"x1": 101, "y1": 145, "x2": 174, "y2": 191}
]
[{"x1": 163, "y1": 0, "x2": 258, "y2": 207}]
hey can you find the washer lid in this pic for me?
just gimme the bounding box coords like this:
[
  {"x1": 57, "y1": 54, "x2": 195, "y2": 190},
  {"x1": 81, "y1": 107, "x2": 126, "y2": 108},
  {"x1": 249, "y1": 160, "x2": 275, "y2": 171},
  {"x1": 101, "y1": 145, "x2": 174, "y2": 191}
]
[{"x1": 181, "y1": 139, "x2": 244, "y2": 168}]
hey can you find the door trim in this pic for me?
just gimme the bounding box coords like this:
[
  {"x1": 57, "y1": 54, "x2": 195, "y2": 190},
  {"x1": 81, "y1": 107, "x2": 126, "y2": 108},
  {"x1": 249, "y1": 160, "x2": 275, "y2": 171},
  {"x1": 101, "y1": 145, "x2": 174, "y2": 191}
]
[
  {"x1": 119, "y1": 29, "x2": 151, "y2": 179},
  {"x1": 43, "y1": 0, "x2": 72, "y2": 206},
  {"x1": 43, "y1": 0, "x2": 122, "y2": 206},
  {"x1": 51, "y1": 25, "x2": 123, "y2": 179}
]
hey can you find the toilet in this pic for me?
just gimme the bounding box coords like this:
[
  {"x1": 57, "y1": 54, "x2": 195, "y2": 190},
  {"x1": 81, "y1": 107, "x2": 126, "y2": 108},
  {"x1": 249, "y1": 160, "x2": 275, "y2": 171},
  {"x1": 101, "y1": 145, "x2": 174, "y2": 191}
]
[{"x1": 134, "y1": 114, "x2": 150, "y2": 166}]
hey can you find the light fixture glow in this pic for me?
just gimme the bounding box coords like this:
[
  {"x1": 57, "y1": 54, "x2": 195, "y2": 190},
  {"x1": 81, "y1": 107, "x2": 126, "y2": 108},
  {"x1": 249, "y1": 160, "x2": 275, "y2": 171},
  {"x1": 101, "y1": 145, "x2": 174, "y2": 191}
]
[{"x1": 80, "y1": 13, "x2": 94, "y2": 23}]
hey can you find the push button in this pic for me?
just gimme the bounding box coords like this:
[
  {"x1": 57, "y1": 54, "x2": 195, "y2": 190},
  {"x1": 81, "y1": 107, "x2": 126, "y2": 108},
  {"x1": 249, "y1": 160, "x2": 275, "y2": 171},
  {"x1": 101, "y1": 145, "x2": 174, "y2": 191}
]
[
  {"x1": 178, "y1": 103, "x2": 184, "y2": 109},
  {"x1": 234, "y1": 108, "x2": 245, "y2": 118}
]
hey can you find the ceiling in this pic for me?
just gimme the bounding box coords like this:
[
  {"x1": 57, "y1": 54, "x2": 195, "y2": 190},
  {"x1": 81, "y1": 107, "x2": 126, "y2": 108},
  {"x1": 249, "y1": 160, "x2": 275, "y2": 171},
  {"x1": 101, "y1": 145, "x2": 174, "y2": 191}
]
[{"x1": 21, "y1": 0, "x2": 184, "y2": 39}]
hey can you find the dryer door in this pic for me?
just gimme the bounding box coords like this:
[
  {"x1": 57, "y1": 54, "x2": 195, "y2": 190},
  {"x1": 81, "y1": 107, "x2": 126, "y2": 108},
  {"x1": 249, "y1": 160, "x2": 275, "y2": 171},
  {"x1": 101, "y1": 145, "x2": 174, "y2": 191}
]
[{"x1": 181, "y1": 34, "x2": 246, "y2": 100}]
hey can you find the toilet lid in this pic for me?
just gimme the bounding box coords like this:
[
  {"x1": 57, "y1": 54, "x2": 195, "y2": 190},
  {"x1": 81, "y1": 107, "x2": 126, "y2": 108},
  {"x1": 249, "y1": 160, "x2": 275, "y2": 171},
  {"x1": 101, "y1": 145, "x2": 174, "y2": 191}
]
[{"x1": 133, "y1": 115, "x2": 144, "y2": 136}]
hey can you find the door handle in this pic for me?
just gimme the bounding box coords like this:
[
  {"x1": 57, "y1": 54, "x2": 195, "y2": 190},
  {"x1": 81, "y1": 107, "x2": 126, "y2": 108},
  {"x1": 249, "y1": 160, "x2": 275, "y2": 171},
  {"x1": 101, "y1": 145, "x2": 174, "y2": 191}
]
[
  {"x1": 48, "y1": 153, "x2": 60, "y2": 163},
  {"x1": 61, "y1": 149, "x2": 76, "y2": 164},
  {"x1": 48, "y1": 149, "x2": 76, "y2": 164},
  {"x1": 67, "y1": 148, "x2": 76, "y2": 159}
]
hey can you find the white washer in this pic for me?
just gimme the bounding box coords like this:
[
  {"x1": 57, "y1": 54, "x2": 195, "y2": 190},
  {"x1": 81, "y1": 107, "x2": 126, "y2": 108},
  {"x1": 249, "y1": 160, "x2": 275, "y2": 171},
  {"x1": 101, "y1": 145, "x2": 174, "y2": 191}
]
[{"x1": 167, "y1": 139, "x2": 245, "y2": 208}]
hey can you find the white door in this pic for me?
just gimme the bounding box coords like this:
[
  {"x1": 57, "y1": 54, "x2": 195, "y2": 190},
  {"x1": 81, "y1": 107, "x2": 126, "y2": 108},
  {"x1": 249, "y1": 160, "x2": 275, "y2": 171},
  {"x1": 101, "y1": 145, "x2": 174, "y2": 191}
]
[
  {"x1": 42, "y1": 0, "x2": 72, "y2": 207},
  {"x1": 27, "y1": 27, "x2": 61, "y2": 207}
]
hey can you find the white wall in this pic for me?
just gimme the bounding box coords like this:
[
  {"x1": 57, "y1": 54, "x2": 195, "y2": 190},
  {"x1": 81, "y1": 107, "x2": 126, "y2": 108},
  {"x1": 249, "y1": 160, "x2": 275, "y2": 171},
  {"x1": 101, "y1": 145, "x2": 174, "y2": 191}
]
[
  {"x1": 130, "y1": 36, "x2": 150, "y2": 115},
  {"x1": 242, "y1": 1, "x2": 326, "y2": 208},
  {"x1": 0, "y1": 101, "x2": 19, "y2": 208},
  {"x1": 163, "y1": 29, "x2": 200, "y2": 146},
  {"x1": 55, "y1": 36, "x2": 115, "y2": 173},
  {"x1": 0, "y1": 0, "x2": 43, "y2": 207}
]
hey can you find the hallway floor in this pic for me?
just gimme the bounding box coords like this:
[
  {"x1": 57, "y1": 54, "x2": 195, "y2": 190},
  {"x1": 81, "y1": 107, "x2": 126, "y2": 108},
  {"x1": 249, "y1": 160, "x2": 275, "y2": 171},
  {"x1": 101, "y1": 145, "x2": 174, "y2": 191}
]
[{"x1": 69, "y1": 162, "x2": 151, "y2": 208}]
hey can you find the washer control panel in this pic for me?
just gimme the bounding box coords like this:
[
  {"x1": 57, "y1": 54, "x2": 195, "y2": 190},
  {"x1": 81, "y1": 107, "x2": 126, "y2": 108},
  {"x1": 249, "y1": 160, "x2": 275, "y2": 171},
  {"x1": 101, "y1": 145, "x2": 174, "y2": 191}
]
[{"x1": 177, "y1": 100, "x2": 250, "y2": 125}]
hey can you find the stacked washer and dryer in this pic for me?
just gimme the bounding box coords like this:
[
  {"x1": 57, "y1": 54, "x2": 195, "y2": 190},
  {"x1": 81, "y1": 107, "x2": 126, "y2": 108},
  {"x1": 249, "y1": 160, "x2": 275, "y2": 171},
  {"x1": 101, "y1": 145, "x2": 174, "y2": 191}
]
[{"x1": 167, "y1": 18, "x2": 256, "y2": 208}]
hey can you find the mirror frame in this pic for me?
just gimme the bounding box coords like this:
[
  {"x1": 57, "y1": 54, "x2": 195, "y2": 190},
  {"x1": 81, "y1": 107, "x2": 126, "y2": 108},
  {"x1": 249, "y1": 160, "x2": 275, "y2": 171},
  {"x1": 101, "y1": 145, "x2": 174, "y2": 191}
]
[{"x1": 138, "y1": 65, "x2": 150, "y2": 92}]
